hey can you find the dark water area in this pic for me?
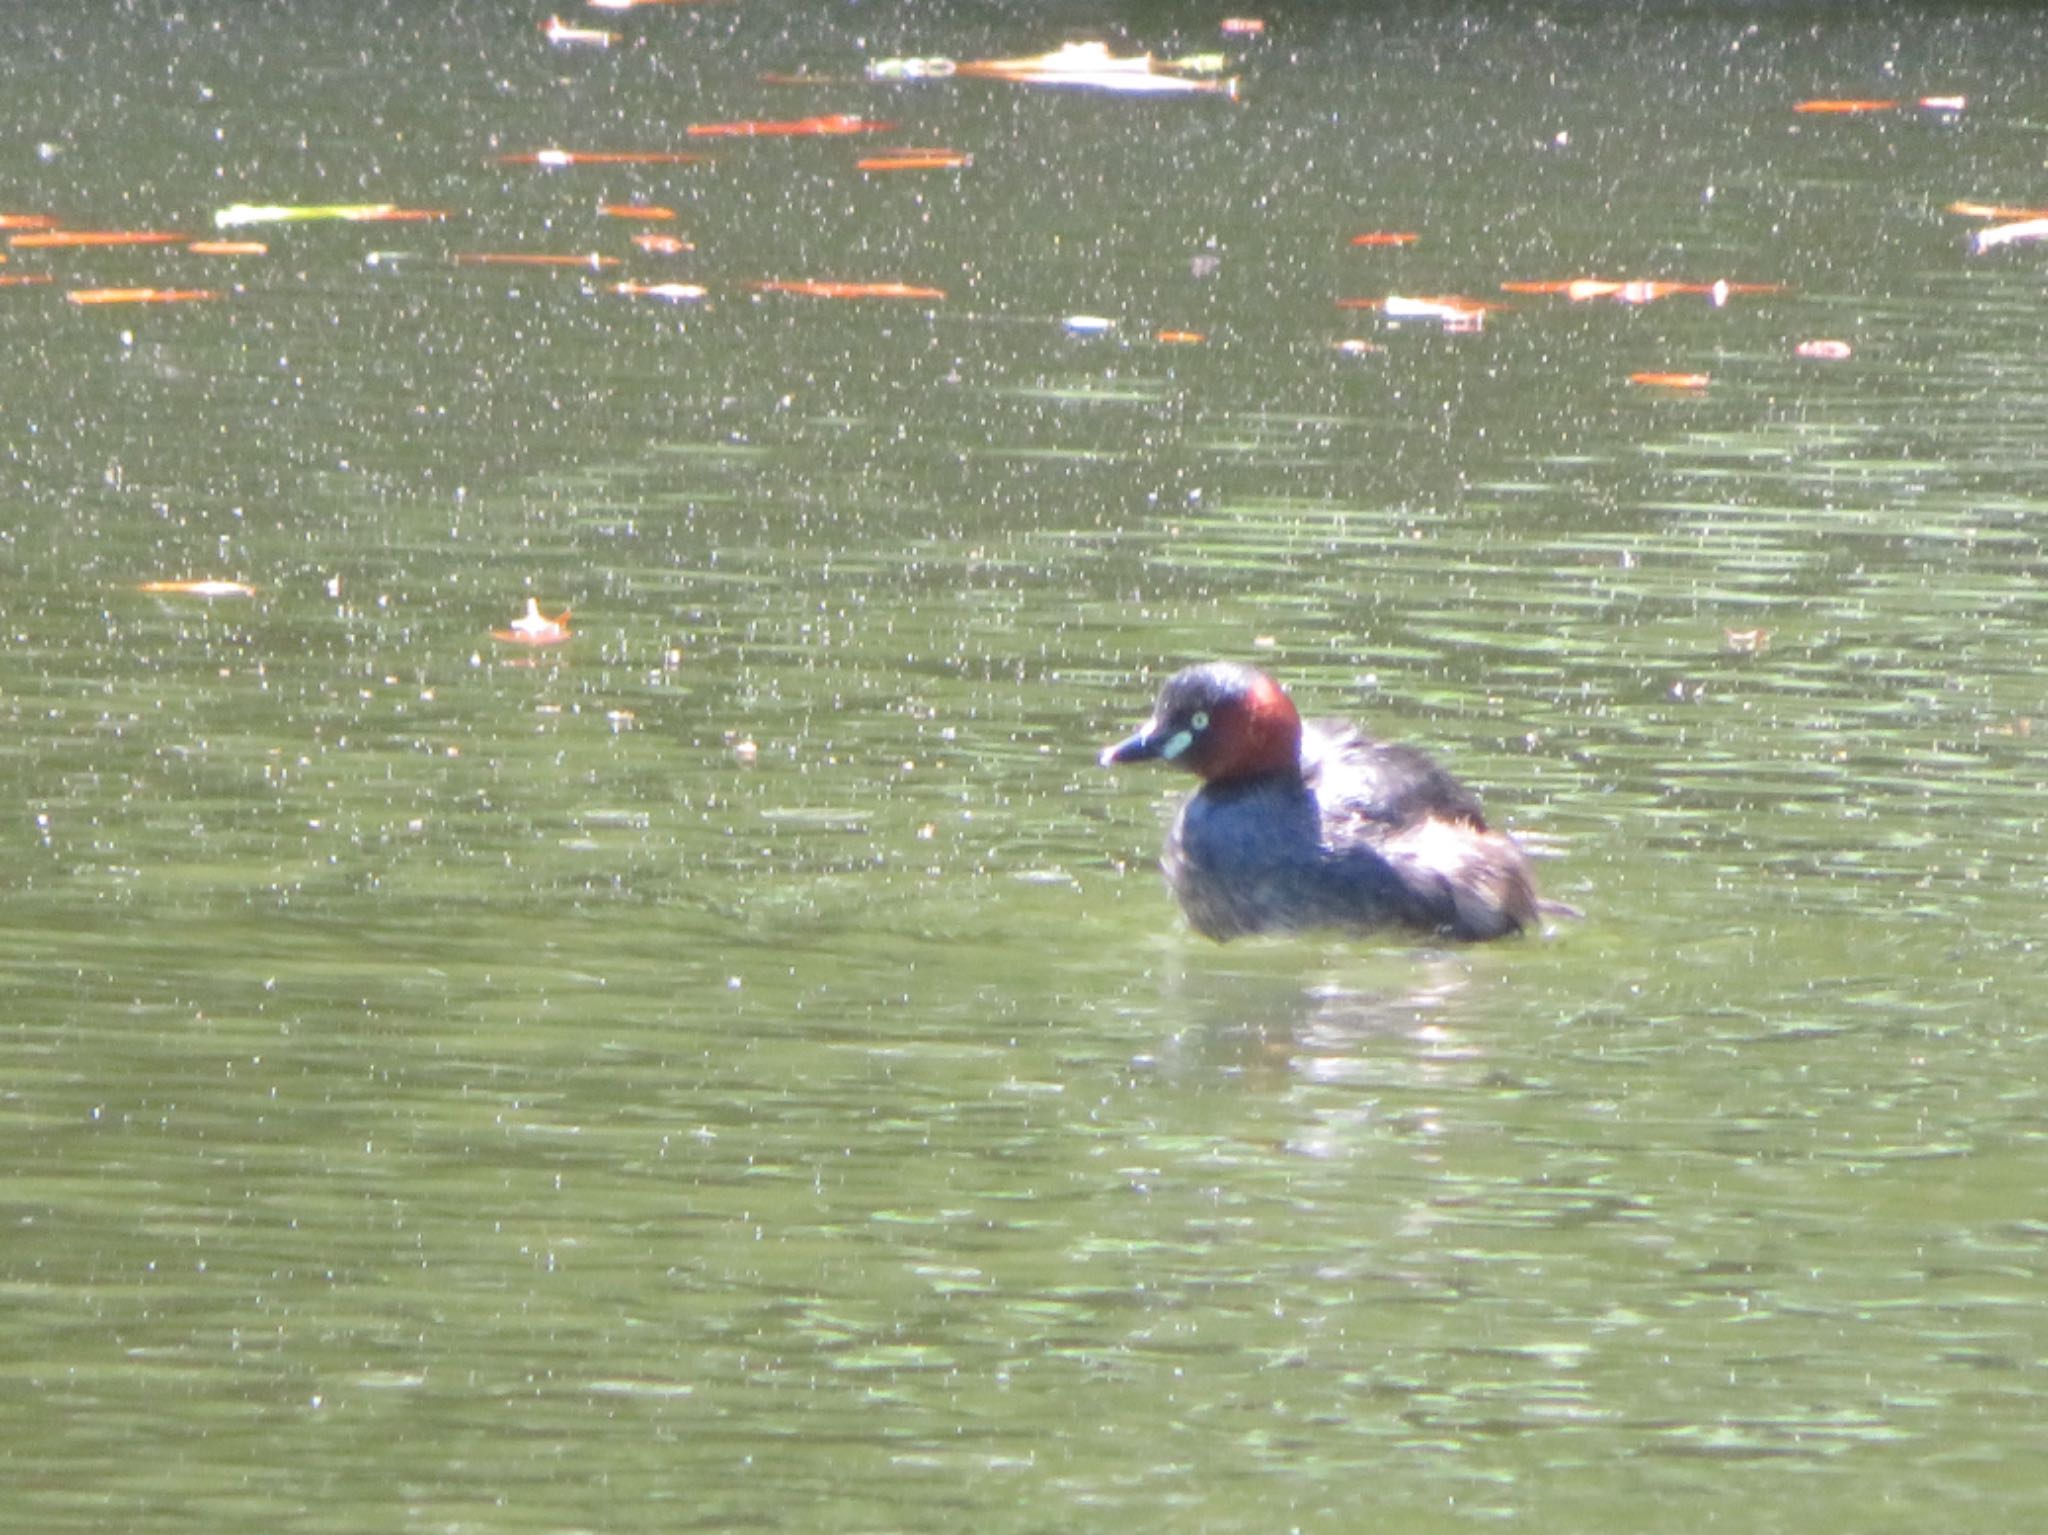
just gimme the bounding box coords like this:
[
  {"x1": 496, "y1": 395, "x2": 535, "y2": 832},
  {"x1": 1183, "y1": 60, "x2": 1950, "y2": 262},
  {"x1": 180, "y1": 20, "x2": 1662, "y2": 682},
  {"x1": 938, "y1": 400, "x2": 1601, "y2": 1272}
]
[{"x1": 3, "y1": 3, "x2": 2047, "y2": 1530}]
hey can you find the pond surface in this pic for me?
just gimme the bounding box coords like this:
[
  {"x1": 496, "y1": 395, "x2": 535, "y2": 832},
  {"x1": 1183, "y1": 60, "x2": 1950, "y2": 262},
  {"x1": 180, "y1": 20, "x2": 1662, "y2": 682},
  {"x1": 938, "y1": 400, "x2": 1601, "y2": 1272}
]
[{"x1": 4, "y1": 2, "x2": 2047, "y2": 1529}]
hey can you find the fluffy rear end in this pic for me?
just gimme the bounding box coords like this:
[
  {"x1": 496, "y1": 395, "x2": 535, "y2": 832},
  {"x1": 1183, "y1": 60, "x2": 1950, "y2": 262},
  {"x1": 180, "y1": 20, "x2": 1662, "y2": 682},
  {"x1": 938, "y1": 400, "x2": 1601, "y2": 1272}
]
[{"x1": 1379, "y1": 817, "x2": 1540, "y2": 939}]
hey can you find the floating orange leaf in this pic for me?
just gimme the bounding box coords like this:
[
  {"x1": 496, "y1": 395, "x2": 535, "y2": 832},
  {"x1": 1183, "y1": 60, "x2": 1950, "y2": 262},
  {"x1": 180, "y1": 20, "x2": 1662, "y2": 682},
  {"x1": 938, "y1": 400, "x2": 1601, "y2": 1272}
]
[
  {"x1": 213, "y1": 203, "x2": 446, "y2": 228},
  {"x1": 688, "y1": 114, "x2": 892, "y2": 138},
  {"x1": 492, "y1": 599, "x2": 573, "y2": 646},
  {"x1": 1947, "y1": 201, "x2": 2048, "y2": 220},
  {"x1": 1502, "y1": 277, "x2": 1782, "y2": 305},
  {"x1": 138, "y1": 578, "x2": 258, "y2": 597},
  {"x1": 68, "y1": 287, "x2": 219, "y2": 305},
  {"x1": 858, "y1": 149, "x2": 971, "y2": 171},
  {"x1": 12, "y1": 229, "x2": 184, "y2": 248},
  {"x1": 1583, "y1": 280, "x2": 1686, "y2": 303},
  {"x1": 751, "y1": 278, "x2": 944, "y2": 300}
]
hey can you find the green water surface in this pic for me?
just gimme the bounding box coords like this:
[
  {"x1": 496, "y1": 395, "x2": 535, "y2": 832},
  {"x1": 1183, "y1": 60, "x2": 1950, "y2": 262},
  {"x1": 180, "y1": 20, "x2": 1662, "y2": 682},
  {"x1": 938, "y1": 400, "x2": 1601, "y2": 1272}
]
[{"x1": 3, "y1": 3, "x2": 2046, "y2": 1531}]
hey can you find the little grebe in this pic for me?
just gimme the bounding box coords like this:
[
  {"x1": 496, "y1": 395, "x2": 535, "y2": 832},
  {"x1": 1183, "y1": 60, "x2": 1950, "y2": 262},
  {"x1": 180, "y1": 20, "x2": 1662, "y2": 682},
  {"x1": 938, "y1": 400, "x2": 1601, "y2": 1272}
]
[{"x1": 1101, "y1": 662, "x2": 1542, "y2": 942}]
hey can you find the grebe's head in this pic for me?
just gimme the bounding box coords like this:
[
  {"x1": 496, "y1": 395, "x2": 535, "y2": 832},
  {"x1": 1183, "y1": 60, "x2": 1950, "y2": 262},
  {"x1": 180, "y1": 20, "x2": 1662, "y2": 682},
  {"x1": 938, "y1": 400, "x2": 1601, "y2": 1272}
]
[{"x1": 1100, "y1": 662, "x2": 1304, "y2": 784}]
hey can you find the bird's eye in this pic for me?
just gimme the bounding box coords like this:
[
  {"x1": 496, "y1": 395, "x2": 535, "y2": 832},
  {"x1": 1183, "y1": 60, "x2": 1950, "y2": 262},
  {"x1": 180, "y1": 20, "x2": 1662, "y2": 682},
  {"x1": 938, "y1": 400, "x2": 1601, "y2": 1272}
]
[{"x1": 1190, "y1": 711, "x2": 1210, "y2": 730}]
